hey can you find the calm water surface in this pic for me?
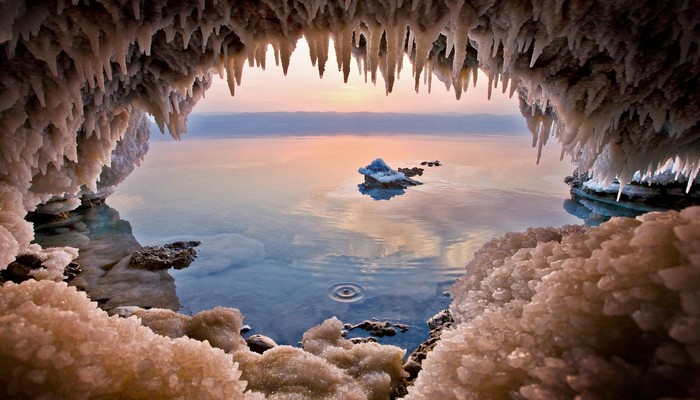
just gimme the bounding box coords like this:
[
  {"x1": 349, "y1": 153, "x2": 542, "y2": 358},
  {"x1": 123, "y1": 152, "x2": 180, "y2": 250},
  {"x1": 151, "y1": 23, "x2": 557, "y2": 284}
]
[{"x1": 110, "y1": 133, "x2": 581, "y2": 351}]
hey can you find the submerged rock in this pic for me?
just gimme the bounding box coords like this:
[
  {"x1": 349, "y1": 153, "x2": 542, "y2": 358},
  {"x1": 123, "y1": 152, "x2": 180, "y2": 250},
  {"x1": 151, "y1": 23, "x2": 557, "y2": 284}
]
[{"x1": 128, "y1": 240, "x2": 201, "y2": 270}]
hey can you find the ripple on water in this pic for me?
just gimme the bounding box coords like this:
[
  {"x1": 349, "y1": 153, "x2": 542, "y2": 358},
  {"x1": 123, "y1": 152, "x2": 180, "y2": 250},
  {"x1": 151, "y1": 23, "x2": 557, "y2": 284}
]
[{"x1": 328, "y1": 282, "x2": 366, "y2": 303}]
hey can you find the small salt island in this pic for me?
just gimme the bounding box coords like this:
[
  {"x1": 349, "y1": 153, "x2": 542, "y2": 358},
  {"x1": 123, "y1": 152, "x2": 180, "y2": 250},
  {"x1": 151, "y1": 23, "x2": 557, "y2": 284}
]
[{"x1": 358, "y1": 158, "x2": 423, "y2": 200}]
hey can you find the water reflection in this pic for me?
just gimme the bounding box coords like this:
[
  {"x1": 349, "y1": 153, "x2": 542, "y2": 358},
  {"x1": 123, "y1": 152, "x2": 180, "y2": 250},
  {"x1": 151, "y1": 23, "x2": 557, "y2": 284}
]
[
  {"x1": 563, "y1": 183, "x2": 668, "y2": 226},
  {"x1": 110, "y1": 134, "x2": 581, "y2": 351},
  {"x1": 358, "y1": 186, "x2": 406, "y2": 200},
  {"x1": 32, "y1": 204, "x2": 182, "y2": 311}
]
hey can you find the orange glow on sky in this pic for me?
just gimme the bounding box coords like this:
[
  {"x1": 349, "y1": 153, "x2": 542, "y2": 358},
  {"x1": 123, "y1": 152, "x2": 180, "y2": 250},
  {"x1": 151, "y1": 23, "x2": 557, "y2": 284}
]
[{"x1": 194, "y1": 39, "x2": 520, "y2": 114}]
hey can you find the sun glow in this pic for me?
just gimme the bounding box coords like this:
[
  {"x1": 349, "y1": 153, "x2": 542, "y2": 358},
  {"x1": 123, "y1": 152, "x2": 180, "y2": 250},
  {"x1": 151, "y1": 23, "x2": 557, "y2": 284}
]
[{"x1": 194, "y1": 39, "x2": 519, "y2": 114}]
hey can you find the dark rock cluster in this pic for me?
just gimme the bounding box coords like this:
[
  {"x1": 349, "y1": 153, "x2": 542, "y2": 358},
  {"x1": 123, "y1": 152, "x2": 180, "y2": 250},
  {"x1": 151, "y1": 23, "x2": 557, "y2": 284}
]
[
  {"x1": 0, "y1": 254, "x2": 81, "y2": 284},
  {"x1": 343, "y1": 319, "x2": 409, "y2": 338},
  {"x1": 128, "y1": 241, "x2": 201, "y2": 270}
]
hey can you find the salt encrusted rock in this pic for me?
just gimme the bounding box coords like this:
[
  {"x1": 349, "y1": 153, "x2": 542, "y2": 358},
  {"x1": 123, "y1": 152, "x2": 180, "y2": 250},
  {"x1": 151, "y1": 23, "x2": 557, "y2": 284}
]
[
  {"x1": 246, "y1": 334, "x2": 278, "y2": 354},
  {"x1": 117, "y1": 309, "x2": 406, "y2": 398},
  {"x1": 358, "y1": 159, "x2": 422, "y2": 190},
  {"x1": 128, "y1": 241, "x2": 201, "y2": 270},
  {"x1": 404, "y1": 309, "x2": 454, "y2": 382},
  {"x1": 358, "y1": 159, "x2": 423, "y2": 200},
  {"x1": 349, "y1": 336, "x2": 378, "y2": 344},
  {"x1": 427, "y1": 309, "x2": 453, "y2": 331}
]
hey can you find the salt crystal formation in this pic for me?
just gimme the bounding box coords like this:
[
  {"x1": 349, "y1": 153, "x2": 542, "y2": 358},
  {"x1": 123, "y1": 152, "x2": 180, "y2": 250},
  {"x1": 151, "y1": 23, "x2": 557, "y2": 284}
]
[
  {"x1": 1, "y1": 0, "x2": 700, "y2": 398},
  {"x1": 0, "y1": 280, "x2": 250, "y2": 399},
  {"x1": 409, "y1": 207, "x2": 700, "y2": 399},
  {"x1": 111, "y1": 307, "x2": 407, "y2": 399}
]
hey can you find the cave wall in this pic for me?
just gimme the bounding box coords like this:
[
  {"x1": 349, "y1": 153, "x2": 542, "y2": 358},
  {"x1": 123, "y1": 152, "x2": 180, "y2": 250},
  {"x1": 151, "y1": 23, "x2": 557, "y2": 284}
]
[{"x1": 1, "y1": 0, "x2": 699, "y2": 268}]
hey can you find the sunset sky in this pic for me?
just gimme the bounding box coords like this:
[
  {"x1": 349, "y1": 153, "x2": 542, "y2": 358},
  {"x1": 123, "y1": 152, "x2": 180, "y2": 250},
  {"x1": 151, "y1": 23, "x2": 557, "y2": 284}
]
[{"x1": 193, "y1": 39, "x2": 520, "y2": 114}]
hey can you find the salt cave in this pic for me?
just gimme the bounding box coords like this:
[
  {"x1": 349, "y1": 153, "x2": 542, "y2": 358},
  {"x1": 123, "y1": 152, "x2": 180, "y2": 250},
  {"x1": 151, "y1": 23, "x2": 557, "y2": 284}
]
[{"x1": 1, "y1": 0, "x2": 699, "y2": 399}]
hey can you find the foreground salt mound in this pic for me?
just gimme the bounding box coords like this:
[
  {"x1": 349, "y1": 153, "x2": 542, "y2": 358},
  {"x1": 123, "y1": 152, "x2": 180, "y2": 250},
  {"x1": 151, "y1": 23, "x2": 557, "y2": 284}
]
[
  {"x1": 0, "y1": 280, "x2": 250, "y2": 399},
  {"x1": 408, "y1": 207, "x2": 700, "y2": 399},
  {"x1": 132, "y1": 308, "x2": 407, "y2": 399}
]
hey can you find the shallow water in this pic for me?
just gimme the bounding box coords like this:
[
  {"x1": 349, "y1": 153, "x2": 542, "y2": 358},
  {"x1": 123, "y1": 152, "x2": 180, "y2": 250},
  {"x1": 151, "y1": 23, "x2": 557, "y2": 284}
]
[{"x1": 110, "y1": 133, "x2": 581, "y2": 351}]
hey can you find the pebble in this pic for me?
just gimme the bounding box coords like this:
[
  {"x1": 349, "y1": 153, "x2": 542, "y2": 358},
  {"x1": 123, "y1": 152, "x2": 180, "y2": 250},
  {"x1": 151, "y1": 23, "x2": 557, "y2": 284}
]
[{"x1": 246, "y1": 334, "x2": 277, "y2": 354}]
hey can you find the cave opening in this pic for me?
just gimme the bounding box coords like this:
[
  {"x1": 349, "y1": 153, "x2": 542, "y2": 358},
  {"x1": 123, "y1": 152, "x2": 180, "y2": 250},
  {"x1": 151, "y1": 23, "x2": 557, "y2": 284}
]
[{"x1": 2, "y1": 1, "x2": 699, "y2": 399}]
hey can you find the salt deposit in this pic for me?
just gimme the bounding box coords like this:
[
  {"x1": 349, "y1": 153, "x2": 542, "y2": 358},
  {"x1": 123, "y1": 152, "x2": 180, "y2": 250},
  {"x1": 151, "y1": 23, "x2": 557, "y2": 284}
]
[
  {"x1": 408, "y1": 207, "x2": 700, "y2": 399},
  {"x1": 1, "y1": 0, "x2": 699, "y2": 398},
  {"x1": 0, "y1": 280, "x2": 250, "y2": 399}
]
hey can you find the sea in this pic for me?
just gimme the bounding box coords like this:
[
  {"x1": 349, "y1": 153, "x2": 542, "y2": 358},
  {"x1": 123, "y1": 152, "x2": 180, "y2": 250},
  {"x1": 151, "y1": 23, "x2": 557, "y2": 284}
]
[{"x1": 107, "y1": 114, "x2": 585, "y2": 353}]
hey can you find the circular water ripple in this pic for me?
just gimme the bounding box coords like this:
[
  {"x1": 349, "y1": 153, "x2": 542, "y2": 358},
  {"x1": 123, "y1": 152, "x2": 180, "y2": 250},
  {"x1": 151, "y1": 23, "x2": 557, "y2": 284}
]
[{"x1": 328, "y1": 282, "x2": 366, "y2": 302}]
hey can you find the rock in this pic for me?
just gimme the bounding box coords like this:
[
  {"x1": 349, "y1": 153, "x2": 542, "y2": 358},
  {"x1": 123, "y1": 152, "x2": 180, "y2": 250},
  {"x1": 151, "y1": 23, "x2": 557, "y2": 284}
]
[
  {"x1": 63, "y1": 262, "x2": 82, "y2": 281},
  {"x1": 345, "y1": 319, "x2": 408, "y2": 337},
  {"x1": 398, "y1": 167, "x2": 424, "y2": 177},
  {"x1": 128, "y1": 240, "x2": 201, "y2": 270},
  {"x1": 403, "y1": 359, "x2": 422, "y2": 380},
  {"x1": 246, "y1": 334, "x2": 278, "y2": 354},
  {"x1": 25, "y1": 211, "x2": 70, "y2": 225},
  {"x1": 349, "y1": 337, "x2": 378, "y2": 344},
  {"x1": 427, "y1": 309, "x2": 454, "y2": 331},
  {"x1": 0, "y1": 254, "x2": 76, "y2": 284},
  {"x1": 405, "y1": 309, "x2": 454, "y2": 385},
  {"x1": 108, "y1": 306, "x2": 142, "y2": 318},
  {"x1": 240, "y1": 325, "x2": 251, "y2": 334},
  {"x1": 358, "y1": 158, "x2": 422, "y2": 190},
  {"x1": 358, "y1": 158, "x2": 422, "y2": 200},
  {"x1": 564, "y1": 167, "x2": 700, "y2": 221},
  {"x1": 1, "y1": 255, "x2": 39, "y2": 283}
]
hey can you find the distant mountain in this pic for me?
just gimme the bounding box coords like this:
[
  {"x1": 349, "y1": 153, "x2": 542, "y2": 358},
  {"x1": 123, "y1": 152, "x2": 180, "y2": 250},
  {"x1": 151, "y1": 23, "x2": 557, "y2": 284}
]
[{"x1": 151, "y1": 112, "x2": 529, "y2": 139}]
